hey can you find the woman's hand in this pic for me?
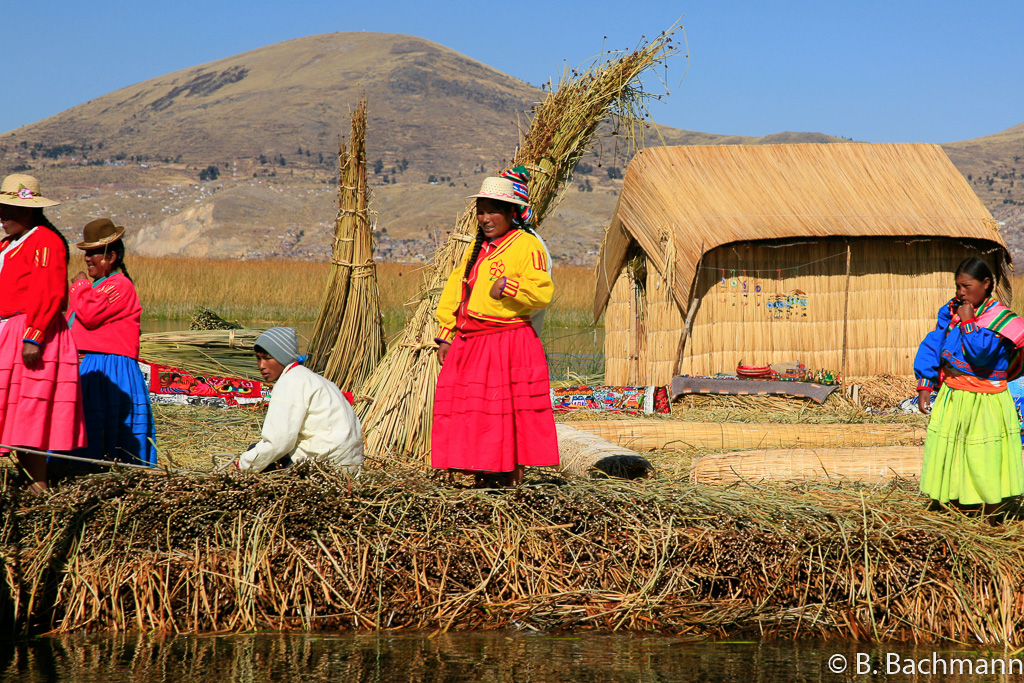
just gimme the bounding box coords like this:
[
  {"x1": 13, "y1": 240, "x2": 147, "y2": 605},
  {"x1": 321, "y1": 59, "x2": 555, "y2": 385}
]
[
  {"x1": 22, "y1": 342, "x2": 42, "y2": 369},
  {"x1": 489, "y1": 276, "x2": 507, "y2": 300},
  {"x1": 71, "y1": 271, "x2": 89, "y2": 284},
  {"x1": 437, "y1": 341, "x2": 451, "y2": 366},
  {"x1": 917, "y1": 388, "x2": 932, "y2": 415},
  {"x1": 958, "y1": 300, "x2": 976, "y2": 322}
]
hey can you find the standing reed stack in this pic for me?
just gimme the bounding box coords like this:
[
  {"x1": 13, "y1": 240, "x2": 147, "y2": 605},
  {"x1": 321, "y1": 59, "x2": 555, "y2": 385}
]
[
  {"x1": 307, "y1": 98, "x2": 386, "y2": 390},
  {"x1": 355, "y1": 29, "x2": 681, "y2": 458}
]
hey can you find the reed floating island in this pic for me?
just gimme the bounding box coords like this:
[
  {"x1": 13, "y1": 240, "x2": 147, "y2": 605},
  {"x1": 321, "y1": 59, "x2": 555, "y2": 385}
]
[{"x1": 2, "y1": 464, "x2": 1023, "y2": 646}]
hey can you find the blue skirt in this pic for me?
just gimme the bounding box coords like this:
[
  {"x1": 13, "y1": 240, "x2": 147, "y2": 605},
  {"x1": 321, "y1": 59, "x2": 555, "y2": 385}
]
[{"x1": 72, "y1": 353, "x2": 157, "y2": 466}]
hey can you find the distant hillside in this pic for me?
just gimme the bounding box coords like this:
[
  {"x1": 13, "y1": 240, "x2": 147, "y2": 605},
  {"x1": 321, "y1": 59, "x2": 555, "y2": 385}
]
[
  {"x1": 941, "y1": 125, "x2": 1024, "y2": 259},
  {"x1": 2, "y1": 33, "x2": 538, "y2": 179},
  {"x1": 1, "y1": 31, "x2": 1018, "y2": 265}
]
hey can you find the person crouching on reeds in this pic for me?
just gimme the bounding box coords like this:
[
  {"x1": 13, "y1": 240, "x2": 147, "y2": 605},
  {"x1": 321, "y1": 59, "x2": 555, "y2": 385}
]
[
  {"x1": 432, "y1": 168, "x2": 559, "y2": 487},
  {"x1": 237, "y1": 327, "x2": 363, "y2": 474},
  {"x1": 0, "y1": 174, "x2": 87, "y2": 492},
  {"x1": 915, "y1": 257, "x2": 1024, "y2": 522},
  {"x1": 67, "y1": 219, "x2": 157, "y2": 468}
]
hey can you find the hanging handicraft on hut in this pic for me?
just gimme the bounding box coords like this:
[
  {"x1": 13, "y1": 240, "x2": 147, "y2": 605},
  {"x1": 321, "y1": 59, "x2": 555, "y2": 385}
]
[{"x1": 766, "y1": 290, "x2": 810, "y2": 320}]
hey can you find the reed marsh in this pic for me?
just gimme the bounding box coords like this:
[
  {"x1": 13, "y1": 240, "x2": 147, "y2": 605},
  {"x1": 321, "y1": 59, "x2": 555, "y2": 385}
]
[{"x1": 130, "y1": 256, "x2": 599, "y2": 329}]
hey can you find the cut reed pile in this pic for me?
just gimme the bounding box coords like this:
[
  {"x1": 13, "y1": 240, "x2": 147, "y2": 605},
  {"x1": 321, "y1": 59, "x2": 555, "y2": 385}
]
[
  {"x1": 356, "y1": 30, "x2": 681, "y2": 457},
  {"x1": 4, "y1": 466, "x2": 1024, "y2": 644},
  {"x1": 307, "y1": 98, "x2": 386, "y2": 390}
]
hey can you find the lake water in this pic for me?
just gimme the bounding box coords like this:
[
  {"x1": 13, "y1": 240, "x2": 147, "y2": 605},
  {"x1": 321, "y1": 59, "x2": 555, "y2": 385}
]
[
  {"x1": 141, "y1": 320, "x2": 606, "y2": 381},
  {"x1": 1, "y1": 631, "x2": 997, "y2": 682}
]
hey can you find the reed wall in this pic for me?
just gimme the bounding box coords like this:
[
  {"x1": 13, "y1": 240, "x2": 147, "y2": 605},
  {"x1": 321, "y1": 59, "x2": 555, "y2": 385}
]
[{"x1": 605, "y1": 237, "x2": 1008, "y2": 385}]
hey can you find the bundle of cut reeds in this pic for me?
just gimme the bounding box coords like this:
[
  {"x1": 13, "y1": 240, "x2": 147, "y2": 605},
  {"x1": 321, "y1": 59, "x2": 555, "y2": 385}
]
[
  {"x1": 567, "y1": 419, "x2": 926, "y2": 452},
  {"x1": 556, "y1": 423, "x2": 652, "y2": 479},
  {"x1": 306, "y1": 97, "x2": 386, "y2": 390},
  {"x1": 690, "y1": 445, "x2": 923, "y2": 484},
  {"x1": 141, "y1": 329, "x2": 261, "y2": 350},
  {"x1": 355, "y1": 30, "x2": 681, "y2": 458},
  {"x1": 139, "y1": 330, "x2": 264, "y2": 381}
]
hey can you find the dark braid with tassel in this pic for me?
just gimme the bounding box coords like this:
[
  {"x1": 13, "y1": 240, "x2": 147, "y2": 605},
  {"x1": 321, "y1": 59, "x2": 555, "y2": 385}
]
[{"x1": 462, "y1": 227, "x2": 488, "y2": 282}]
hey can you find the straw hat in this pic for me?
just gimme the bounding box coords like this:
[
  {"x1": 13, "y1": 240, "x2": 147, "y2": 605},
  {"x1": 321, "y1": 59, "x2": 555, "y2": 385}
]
[
  {"x1": 76, "y1": 218, "x2": 126, "y2": 250},
  {"x1": 467, "y1": 177, "x2": 529, "y2": 207},
  {"x1": 0, "y1": 174, "x2": 60, "y2": 208}
]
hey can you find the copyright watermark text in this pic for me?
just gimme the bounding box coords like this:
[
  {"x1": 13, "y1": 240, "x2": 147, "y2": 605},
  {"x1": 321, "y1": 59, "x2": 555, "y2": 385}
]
[{"x1": 828, "y1": 652, "x2": 1024, "y2": 675}]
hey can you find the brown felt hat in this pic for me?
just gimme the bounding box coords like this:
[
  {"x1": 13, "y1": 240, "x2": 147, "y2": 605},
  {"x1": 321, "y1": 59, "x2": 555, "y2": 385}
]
[
  {"x1": 76, "y1": 218, "x2": 126, "y2": 250},
  {"x1": 0, "y1": 174, "x2": 60, "y2": 208}
]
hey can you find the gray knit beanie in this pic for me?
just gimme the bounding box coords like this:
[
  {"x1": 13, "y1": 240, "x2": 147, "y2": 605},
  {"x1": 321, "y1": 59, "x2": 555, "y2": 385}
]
[{"x1": 255, "y1": 327, "x2": 299, "y2": 366}]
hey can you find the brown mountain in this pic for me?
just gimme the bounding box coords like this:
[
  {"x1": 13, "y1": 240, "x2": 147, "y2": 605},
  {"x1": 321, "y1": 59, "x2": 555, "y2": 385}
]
[{"x1": 1, "y1": 32, "x2": 1018, "y2": 265}]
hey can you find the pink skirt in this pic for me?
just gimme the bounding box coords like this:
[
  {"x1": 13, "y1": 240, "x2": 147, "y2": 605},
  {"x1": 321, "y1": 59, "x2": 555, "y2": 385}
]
[
  {"x1": 0, "y1": 314, "x2": 87, "y2": 453},
  {"x1": 432, "y1": 325, "x2": 559, "y2": 472}
]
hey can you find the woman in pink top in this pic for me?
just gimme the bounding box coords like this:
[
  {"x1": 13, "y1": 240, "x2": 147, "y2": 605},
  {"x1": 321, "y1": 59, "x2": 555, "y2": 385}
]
[{"x1": 67, "y1": 218, "x2": 156, "y2": 466}]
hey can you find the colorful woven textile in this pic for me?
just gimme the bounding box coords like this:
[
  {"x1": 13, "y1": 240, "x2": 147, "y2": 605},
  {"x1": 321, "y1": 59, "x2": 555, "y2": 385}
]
[
  {"x1": 147, "y1": 362, "x2": 264, "y2": 407},
  {"x1": 551, "y1": 386, "x2": 670, "y2": 414}
]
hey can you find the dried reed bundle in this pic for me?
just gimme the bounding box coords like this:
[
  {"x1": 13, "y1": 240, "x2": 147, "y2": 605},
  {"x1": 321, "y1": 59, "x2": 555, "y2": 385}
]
[
  {"x1": 568, "y1": 420, "x2": 926, "y2": 452},
  {"x1": 188, "y1": 307, "x2": 242, "y2": 330},
  {"x1": 139, "y1": 341, "x2": 261, "y2": 381},
  {"x1": 356, "y1": 30, "x2": 681, "y2": 458},
  {"x1": 690, "y1": 445, "x2": 923, "y2": 484},
  {"x1": 141, "y1": 329, "x2": 261, "y2": 350},
  {"x1": 307, "y1": 97, "x2": 386, "y2": 390},
  {"x1": 849, "y1": 373, "x2": 918, "y2": 411},
  {"x1": 8, "y1": 466, "x2": 1024, "y2": 645},
  {"x1": 556, "y1": 423, "x2": 652, "y2": 479}
]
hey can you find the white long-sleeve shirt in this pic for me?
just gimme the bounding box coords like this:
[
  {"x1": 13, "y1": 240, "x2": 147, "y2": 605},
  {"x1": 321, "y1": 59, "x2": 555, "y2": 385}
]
[{"x1": 239, "y1": 363, "x2": 364, "y2": 473}]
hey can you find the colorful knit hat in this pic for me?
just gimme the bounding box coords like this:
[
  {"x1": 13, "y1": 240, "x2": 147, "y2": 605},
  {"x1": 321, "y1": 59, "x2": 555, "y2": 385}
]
[{"x1": 501, "y1": 166, "x2": 533, "y2": 224}]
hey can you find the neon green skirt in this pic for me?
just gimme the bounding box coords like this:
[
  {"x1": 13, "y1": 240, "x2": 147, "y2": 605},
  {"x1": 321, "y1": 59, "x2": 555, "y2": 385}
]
[{"x1": 921, "y1": 384, "x2": 1024, "y2": 505}]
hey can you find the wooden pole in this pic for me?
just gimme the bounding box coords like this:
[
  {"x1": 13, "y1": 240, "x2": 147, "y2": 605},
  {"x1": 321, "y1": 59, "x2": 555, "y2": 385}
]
[{"x1": 840, "y1": 241, "x2": 852, "y2": 386}]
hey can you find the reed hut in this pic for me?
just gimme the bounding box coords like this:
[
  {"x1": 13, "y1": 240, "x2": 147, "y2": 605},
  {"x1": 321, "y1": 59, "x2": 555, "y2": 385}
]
[{"x1": 594, "y1": 143, "x2": 1011, "y2": 385}]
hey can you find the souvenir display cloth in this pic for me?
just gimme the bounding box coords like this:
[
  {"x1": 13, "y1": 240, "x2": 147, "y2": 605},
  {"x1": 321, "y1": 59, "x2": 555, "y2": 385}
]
[
  {"x1": 670, "y1": 376, "x2": 838, "y2": 404},
  {"x1": 144, "y1": 362, "x2": 265, "y2": 407},
  {"x1": 551, "y1": 386, "x2": 670, "y2": 415}
]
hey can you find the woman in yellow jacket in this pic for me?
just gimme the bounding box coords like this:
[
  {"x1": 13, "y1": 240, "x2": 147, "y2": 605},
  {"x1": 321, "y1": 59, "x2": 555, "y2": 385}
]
[{"x1": 433, "y1": 168, "x2": 559, "y2": 486}]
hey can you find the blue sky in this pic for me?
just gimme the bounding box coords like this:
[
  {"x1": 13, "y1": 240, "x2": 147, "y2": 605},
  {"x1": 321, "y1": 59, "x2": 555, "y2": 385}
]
[{"x1": 7, "y1": 0, "x2": 1022, "y2": 143}]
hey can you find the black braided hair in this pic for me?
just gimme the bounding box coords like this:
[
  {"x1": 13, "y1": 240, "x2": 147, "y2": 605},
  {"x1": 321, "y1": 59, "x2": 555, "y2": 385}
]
[
  {"x1": 463, "y1": 227, "x2": 487, "y2": 282},
  {"x1": 104, "y1": 239, "x2": 133, "y2": 282},
  {"x1": 32, "y1": 209, "x2": 70, "y2": 265}
]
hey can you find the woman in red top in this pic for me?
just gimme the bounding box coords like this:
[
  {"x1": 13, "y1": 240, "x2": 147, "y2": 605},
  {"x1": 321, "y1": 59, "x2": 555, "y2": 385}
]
[
  {"x1": 0, "y1": 174, "x2": 86, "y2": 491},
  {"x1": 67, "y1": 218, "x2": 156, "y2": 466}
]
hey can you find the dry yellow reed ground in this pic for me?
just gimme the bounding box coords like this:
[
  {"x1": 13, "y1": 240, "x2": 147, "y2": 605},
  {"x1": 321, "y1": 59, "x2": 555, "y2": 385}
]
[
  {"x1": 153, "y1": 404, "x2": 264, "y2": 471},
  {"x1": 130, "y1": 257, "x2": 597, "y2": 326},
  {"x1": 1012, "y1": 274, "x2": 1024, "y2": 316}
]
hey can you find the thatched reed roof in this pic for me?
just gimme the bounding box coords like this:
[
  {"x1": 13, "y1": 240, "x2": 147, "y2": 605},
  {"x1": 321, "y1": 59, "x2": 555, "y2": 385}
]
[{"x1": 594, "y1": 143, "x2": 1006, "y2": 319}]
